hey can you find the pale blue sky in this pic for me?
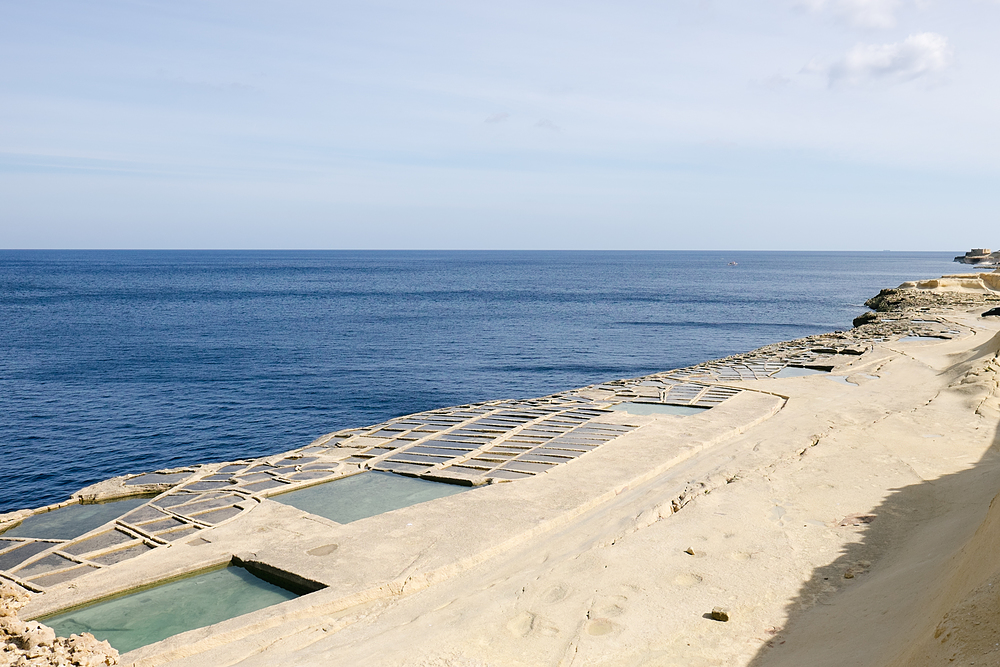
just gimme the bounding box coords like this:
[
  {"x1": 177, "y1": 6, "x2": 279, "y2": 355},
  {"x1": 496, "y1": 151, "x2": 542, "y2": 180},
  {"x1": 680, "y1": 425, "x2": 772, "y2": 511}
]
[{"x1": 1, "y1": 0, "x2": 998, "y2": 249}]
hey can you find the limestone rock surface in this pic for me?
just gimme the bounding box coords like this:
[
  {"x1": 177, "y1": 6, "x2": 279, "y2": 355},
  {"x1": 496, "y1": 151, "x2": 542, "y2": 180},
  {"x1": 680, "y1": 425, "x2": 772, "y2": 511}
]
[{"x1": 1, "y1": 581, "x2": 118, "y2": 666}]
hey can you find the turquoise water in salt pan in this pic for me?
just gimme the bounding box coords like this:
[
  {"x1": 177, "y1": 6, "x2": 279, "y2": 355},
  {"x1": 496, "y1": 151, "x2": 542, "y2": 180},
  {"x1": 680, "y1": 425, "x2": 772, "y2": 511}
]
[
  {"x1": 272, "y1": 471, "x2": 468, "y2": 524},
  {"x1": 41, "y1": 566, "x2": 298, "y2": 654},
  {"x1": 611, "y1": 402, "x2": 709, "y2": 417},
  {"x1": 772, "y1": 366, "x2": 829, "y2": 378}
]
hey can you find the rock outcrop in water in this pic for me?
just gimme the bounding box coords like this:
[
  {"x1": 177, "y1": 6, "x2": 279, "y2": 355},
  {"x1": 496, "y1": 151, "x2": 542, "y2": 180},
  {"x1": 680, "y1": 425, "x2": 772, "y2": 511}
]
[
  {"x1": 852, "y1": 273, "x2": 1000, "y2": 329},
  {"x1": 1, "y1": 580, "x2": 117, "y2": 666}
]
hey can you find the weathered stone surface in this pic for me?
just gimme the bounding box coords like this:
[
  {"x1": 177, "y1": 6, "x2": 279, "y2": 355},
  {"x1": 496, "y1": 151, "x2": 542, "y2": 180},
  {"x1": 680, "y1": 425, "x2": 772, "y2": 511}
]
[
  {"x1": 1, "y1": 580, "x2": 118, "y2": 666},
  {"x1": 852, "y1": 311, "x2": 878, "y2": 328},
  {"x1": 865, "y1": 281, "x2": 1000, "y2": 314}
]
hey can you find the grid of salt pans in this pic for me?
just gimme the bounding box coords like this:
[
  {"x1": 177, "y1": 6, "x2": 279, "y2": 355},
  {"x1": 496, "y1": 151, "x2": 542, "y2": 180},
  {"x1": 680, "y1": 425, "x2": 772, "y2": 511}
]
[
  {"x1": 587, "y1": 379, "x2": 742, "y2": 408},
  {"x1": 1, "y1": 387, "x2": 747, "y2": 590},
  {"x1": 0, "y1": 488, "x2": 258, "y2": 590},
  {"x1": 336, "y1": 400, "x2": 635, "y2": 482}
]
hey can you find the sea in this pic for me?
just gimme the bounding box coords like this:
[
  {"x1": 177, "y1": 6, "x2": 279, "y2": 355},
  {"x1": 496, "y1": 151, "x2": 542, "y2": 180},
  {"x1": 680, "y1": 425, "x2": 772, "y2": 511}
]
[{"x1": 0, "y1": 250, "x2": 962, "y2": 513}]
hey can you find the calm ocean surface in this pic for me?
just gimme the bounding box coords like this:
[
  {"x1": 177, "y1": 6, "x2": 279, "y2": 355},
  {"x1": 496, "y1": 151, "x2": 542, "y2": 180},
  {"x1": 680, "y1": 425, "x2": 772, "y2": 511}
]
[{"x1": 0, "y1": 250, "x2": 960, "y2": 512}]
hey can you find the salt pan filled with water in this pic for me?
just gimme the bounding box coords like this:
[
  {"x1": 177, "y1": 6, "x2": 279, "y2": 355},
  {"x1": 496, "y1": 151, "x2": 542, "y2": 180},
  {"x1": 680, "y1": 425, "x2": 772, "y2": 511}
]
[
  {"x1": 611, "y1": 402, "x2": 709, "y2": 417},
  {"x1": 271, "y1": 471, "x2": 468, "y2": 524},
  {"x1": 0, "y1": 497, "x2": 150, "y2": 541},
  {"x1": 41, "y1": 565, "x2": 298, "y2": 654},
  {"x1": 772, "y1": 366, "x2": 829, "y2": 379}
]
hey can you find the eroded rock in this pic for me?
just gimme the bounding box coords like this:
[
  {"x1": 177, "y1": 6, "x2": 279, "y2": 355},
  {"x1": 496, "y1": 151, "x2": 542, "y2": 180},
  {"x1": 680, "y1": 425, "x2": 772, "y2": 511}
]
[
  {"x1": 710, "y1": 606, "x2": 730, "y2": 622},
  {"x1": 852, "y1": 311, "x2": 878, "y2": 328},
  {"x1": 1, "y1": 580, "x2": 118, "y2": 666}
]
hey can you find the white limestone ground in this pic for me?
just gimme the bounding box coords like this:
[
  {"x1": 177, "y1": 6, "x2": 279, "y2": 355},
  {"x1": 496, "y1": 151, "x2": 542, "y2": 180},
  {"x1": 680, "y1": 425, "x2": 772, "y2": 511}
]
[{"x1": 3, "y1": 272, "x2": 1000, "y2": 667}]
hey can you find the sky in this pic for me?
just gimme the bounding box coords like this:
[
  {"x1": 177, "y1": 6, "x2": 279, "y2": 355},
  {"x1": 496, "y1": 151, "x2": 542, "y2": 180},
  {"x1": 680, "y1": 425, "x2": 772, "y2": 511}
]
[{"x1": 1, "y1": 0, "x2": 998, "y2": 250}]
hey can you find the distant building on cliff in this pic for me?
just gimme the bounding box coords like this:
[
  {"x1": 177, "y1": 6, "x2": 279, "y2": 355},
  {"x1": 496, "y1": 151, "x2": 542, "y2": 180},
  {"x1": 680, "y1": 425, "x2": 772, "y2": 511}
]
[{"x1": 954, "y1": 248, "x2": 1000, "y2": 266}]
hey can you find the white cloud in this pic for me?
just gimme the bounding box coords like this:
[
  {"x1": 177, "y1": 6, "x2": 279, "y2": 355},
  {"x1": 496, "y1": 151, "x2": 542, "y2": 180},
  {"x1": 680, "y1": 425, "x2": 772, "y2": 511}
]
[
  {"x1": 484, "y1": 112, "x2": 509, "y2": 123},
  {"x1": 802, "y1": 0, "x2": 904, "y2": 29},
  {"x1": 826, "y1": 32, "x2": 953, "y2": 86}
]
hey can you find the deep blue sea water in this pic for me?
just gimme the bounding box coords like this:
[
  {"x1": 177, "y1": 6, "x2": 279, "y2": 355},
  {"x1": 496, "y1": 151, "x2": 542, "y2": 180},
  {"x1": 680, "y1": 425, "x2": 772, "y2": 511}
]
[{"x1": 0, "y1": 250, "x2": 961, "y2": 512}]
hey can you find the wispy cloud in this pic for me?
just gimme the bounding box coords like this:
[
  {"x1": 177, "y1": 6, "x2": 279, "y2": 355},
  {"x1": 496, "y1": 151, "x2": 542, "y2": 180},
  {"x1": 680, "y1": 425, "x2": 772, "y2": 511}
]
[
  {"x1": 823, "y1": 32, "x2": 953, "y2": 86},
  {"x1": 801, "y1": 0, "x2": 904, "y2": 29},
  {"x1": 484, "y1": 112, "x2": 509, "y2": 123},
  {"x1": 535, "y1": 118, "x2": 559, "y2": 131}
]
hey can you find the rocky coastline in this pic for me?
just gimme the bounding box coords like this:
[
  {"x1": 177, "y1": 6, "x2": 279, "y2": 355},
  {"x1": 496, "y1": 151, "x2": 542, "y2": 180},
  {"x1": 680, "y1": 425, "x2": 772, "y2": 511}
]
[{"x1": 2, "y1": 270, "x2": 1000, "y2": 666}]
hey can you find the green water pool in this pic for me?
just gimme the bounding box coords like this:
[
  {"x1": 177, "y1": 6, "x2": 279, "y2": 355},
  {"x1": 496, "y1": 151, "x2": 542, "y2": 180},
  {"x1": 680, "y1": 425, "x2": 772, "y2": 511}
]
[
  {"x1": 271, "y1": 471, "x2": 468, "y2": 524},
  {"x1": 1, "y1": 497, "x2": 151, "y2": 541},
  {"x1": 41, "y1": 565, "x2": 298, "y2": 654}
]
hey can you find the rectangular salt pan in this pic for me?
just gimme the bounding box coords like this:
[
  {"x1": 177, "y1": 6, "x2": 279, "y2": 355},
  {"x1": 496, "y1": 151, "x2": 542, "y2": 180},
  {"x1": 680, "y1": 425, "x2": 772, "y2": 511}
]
[
  {"x1": 611, "y1": 402, "x2": 709, "y2": 417},
  {"x1": 772, "y1": 366, "x2": 829, "y2": 379},
  {"x1": 0, "y1": 497, "x2": 150, "y2": 541},
  {"x1": 40, "y1": 565, "x2": 299, "y2": 655},
  {"x1": 270, "y1": 471, "x2": 468, "y2": 524}
]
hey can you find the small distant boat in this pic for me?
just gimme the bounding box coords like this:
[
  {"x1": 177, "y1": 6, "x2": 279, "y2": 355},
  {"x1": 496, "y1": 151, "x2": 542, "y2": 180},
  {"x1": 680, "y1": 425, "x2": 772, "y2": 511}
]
[{"x1": 728, "y1": 261, "x2": 738, "y2": 266}]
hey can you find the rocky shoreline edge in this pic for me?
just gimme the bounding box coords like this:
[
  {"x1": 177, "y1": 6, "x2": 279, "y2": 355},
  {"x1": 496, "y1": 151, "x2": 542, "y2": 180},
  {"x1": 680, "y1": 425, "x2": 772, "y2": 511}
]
[{"x1": 1, "y1": 579, "x2": 118, "y2": 666}]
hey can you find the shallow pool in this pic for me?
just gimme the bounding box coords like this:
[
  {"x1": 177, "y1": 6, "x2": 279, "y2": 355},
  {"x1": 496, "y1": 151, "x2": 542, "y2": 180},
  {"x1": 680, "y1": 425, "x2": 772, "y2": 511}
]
[
  {"x1": 772, "y1": 366, "x2": 829, "y2": 379},
  {"x1": 271, "y1": 471, "x2": 468, "y2": 524},
  {"x1": 41, "y1": 565, "x2": 298, "y2": 654},
  {"x1": 0, "y1": 497, "x2": 151, "y2": 541},
  {"x1": 611, "y1": 402, "x2": 708, "y2": 417}
]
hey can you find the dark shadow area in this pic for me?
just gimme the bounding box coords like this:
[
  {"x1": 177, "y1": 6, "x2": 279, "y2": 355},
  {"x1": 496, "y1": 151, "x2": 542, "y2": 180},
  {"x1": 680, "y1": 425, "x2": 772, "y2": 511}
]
[
  {"x1": 231, "y1": 554, "x2": 327, "y2": 596},
  {"x1": 747, "y1": 342, "x2": 1000, "y2": 667}
]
